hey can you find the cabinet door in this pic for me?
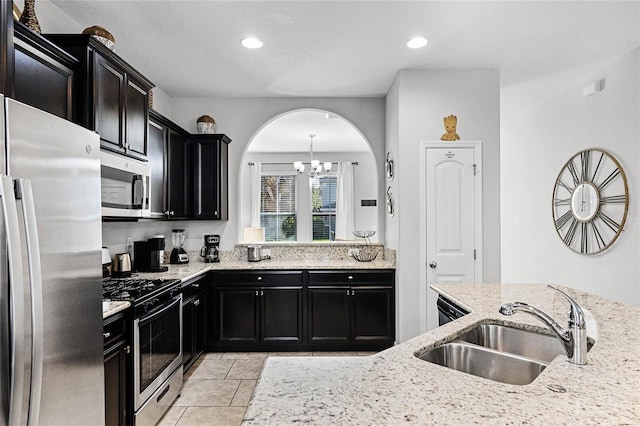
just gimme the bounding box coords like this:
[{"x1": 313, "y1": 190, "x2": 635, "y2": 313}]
[
  {"x1": 124, "y1": 78, "x2": 148, "y2": 159},
  {"x1": 308, "y1": 287, "x2": 350, "y2": 343},
  {"x1": 95, "y1": 54, "x2": 124, "y2": 151},
  {"x1": 182, "y1": 298, "x2": 195, "y2": 370},
  {"x1": 166, "y1": 128, "x2": 189, "y2": 218},
  {"x1": 191, "y1": 139, "x2": 226, "y2": 220},
  {"x1": 14, "y1": 37, "x2": 73, "y2": 120},
  {"x1": 147, "y1": 118, "x2": 166, "y2": 218},
  {"x1": 351, "y1": 287, "x2": 394, "y2": 343},
  {"x1": 194, "y1": 292, "x2": 207, "y2": 355},
  {"x1": 218, "y1": 288, "x2": 259, "y2": 344},
  {"x1": 261, "y1": 287, "x2": 303, "y2": 344},
  {"x1": 104, "y1": 341, "x2": 127, "y2": 426}
]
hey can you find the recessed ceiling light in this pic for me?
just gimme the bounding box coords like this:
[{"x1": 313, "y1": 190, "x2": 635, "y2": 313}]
[
  {"x1": 241, "y1": 37, "x2": 263, "y2": 49},
  {"x1": 407, "y1": 37, "x2": 428, "y2": 49}
]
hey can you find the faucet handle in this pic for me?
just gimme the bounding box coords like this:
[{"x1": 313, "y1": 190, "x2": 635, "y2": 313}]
[{"x1": 547, "y1": 284, "x2": 585, "y2": 328}]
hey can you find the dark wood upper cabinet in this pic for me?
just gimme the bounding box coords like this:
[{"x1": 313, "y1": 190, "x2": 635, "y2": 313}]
[
  {"x1": 190, "y1": 134, "x2": 231, "y2": 220},
  {"x1": 43, "y1": 34, "x2": 154, "y2": 161},
  {"x1": 0, "y1": 0, "x2": 14, "y2": 97},
  {"x1": 148, "y1": 109, "x2": 191, "y2": 219},
  {"x1": 13, "y1": 22, "x2": 77, "y2": 120}
]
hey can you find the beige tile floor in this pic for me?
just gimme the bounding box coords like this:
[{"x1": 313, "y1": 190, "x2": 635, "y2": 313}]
[{"x1": 158, "y1": 351, "x2": 376, "y2": 426}]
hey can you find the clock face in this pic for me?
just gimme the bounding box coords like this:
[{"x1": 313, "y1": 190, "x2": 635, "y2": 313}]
[{"x1": 552, "y1": 148, "x2": 629, "y2": 255}]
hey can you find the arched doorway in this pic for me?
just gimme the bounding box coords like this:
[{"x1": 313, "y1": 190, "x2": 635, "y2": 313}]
[{"x1": 239, "y1": 109, "x2": 378, "y2": 243}]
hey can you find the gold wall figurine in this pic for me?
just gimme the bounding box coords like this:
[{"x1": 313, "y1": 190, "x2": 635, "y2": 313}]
[{"x1": 440, "y1": 114, "x2": 460, "y2": 141}]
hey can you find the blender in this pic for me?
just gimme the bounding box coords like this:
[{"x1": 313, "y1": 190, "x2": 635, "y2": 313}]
[{"x1": 170, "y1": 229, "x2": 189, "y2": 264}]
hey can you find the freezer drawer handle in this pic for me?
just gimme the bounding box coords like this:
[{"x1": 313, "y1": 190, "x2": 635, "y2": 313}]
[{"x1": 156, "y1": 384, "x2": 170, "y2": 403}]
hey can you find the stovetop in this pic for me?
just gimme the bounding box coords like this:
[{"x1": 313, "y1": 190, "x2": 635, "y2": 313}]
[{"x1": 102, "y1": 276, "x2": 181, "y2": 305}]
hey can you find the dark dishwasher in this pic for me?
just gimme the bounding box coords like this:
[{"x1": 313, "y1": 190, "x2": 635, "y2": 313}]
[{"x1": 437, "y1": 295, "x2": 469, "y2": 326}]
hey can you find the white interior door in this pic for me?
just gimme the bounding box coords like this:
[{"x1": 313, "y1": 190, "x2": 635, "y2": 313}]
[{"x1": 422, "y1": 142, "x2": 482, "y2": 330}]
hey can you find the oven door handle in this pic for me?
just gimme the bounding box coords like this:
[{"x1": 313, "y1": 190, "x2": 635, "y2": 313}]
[{"x1": 138, "y1": 295, "x2": 182, "y2": 326}]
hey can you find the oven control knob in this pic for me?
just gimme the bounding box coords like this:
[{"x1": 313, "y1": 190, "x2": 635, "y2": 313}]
[{"x1": 144, "y1": 298, "x2": 159, "y2": 312}]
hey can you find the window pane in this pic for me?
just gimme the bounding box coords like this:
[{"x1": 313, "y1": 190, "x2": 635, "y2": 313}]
[
  {"x1": 311, "y1": 176, "x2": 336, "y2": 241},
  {"x1": 260, "y1": 175, "x2": 296, "y2": 241}
]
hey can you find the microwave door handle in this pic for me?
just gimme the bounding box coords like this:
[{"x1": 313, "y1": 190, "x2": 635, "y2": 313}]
[
  {"x1": 143, "y1": 173, "x2": 149, "y2": 210},
  {"x1": 15, "y1": 179, "x2": 43, "y2": 426},
  {"x1": 0, "y1": 175, "x2": 27, "y2": 426}
]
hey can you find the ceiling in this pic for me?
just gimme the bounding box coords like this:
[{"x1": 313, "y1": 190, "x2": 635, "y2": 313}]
[
  {"x1": 47, "y1": 1, "x2": 638, "y2": 153},
  {"x1": 50, "y1": 1, "x2": 639, "y2": 99}
]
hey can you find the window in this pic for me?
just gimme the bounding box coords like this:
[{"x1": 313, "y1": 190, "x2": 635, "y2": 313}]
[
  {"x1": 311, "y1": 176, "x2": 337, "y2": 241},
  {"x1": 260, "y1": 175, "x2": 297, "y2": 241}
]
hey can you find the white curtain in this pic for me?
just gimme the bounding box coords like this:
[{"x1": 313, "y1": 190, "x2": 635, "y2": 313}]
[
  {"x1": 335, "y1": 162, "x2": 354, "y2": 240},
  {"x1": 250, "y1": 162, "x2": 262, "y2": 227}
]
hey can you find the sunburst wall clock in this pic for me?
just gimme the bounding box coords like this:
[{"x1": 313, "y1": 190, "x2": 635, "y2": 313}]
[{"x1": 552, "y1": 148, "x2": 629, "y2": 255}]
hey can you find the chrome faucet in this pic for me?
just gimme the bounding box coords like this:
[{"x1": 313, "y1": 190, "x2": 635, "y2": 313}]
[{"x1": 499, "y1": 285, "x2": 587, "y2": 365}]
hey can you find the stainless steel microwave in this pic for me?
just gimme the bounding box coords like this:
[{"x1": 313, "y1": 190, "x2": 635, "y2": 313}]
[{"x1": 100, "y1": 151, "x2": 150, "y2": 218}]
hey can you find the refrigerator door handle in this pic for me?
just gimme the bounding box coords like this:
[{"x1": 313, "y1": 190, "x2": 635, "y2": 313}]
[
  {"x1": 15, "y1": 179, "x2": 43, "y2": 426},
  {"x1": 0, "y1": 175, "x2": 26, "y2": 426}
]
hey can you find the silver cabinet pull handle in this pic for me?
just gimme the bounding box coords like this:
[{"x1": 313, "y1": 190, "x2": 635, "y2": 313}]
[{"x1": 103, "y1": 332, "x2": 111, "y2": 339}]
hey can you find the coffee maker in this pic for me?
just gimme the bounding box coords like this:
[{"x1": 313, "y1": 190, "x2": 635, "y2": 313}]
[
  {"x1": 200, "y1": 234, "x2": 220, "y2": 263},
  {"x1": 134, "y1": 235, "x2": 168, "y2": 272}
]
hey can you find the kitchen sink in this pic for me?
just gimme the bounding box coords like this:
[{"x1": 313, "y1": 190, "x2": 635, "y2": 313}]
[
  {"x1": 416, "y1": 322, "x2": 595, "y2": 385},
  {"x1": 418, "y1": 342, "x2": 547, "y2": 385},
  {"x1": 455, "y1": 324, "x2": 565, "y2": 363}
]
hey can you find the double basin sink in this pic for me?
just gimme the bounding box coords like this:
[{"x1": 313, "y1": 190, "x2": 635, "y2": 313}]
[{"x1": 417, "y1": 323, "x2": 593, "y2": 385}]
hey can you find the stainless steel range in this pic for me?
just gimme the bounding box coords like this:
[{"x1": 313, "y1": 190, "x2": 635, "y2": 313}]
[{"x1": 103, "y1": 277, "x2": 183, "y2": 425}]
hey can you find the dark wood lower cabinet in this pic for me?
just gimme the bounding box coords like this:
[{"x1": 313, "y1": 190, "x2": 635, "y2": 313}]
[
  {"x1": 351, "y1": 287, "x2": 394, "y2": 342},
  {"x1": 261, "y1": 287, "x2": 303, "y2": 344},
  {"x1": 183, "y1": 276, "x2": 208, "y2": 372},
  {"x1": 216, "y1": 286, "x2": 304, "y2": 348},
  {"x1": 103, "y1": 312, "x2": 129, "y2": 426},
  {"x1": 308, "y1": 287, "x2": 350, "y2": 343},
  {"x1": 211, "y1": 269, "x2": 394, "y2": 352},
  {"x1": 218, "y1": 287, "x2": 260, "y2": 344},
  {"x1": 307, "y1": 270, "x2": 395, "y2": 350}
]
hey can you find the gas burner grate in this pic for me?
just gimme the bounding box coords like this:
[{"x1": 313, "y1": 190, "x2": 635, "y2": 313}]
[{"x1": 102, "y1": 277, "x2": 180, "y2": 304}]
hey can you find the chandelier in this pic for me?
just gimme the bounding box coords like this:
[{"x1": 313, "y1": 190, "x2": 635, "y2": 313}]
[{"x1": 293, "y1": 134, "x2": 332, "y2": 177}]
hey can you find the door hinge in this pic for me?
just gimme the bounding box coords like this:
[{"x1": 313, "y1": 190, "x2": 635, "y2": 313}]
[
  {"x1": 474, "y1": 249, "x2": 477, "y2": 260},
  {"x1": 473, "y1": 164, "x2": 477, "y2": 176}
]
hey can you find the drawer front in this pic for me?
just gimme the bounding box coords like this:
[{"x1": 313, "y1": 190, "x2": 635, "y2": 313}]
[
  {"x1": 220, "y1": 271, "x2": 303, "y2": 286},
  {"x1": 103, "y1": 314, "x2": 126, "y2": 347},
  {"x1": 308, "y1": 270, "x2": 394, "y2": 286},
  {"x1": 182, "y1": 278, "x2": 207, "y2": 299}
]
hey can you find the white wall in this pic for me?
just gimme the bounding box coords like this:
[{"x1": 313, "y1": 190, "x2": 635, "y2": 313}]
[
  {"x1": 386, "y1": 69, "x2": 501, "y2": 341},
  {"x1": 501, "y1": 48, "x2": 640, "y2": 306}
]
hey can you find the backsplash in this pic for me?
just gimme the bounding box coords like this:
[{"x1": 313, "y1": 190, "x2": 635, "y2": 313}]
[
  {"x1": 229, "y1": 243, "x2": 393, "y2": 262},
  {"x1": 103, "y1": 221, "x2": 393, "y2": 264},
  {"x1": 102, "y1": 220, "x2": 228, "y2": 257}
]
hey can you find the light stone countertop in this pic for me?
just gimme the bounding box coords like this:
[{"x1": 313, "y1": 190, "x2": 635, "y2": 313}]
[
  {"x1": 243, "y1": 283, "x2": 640, "y2": 424},
  {"x1": 105, "y1": 247, "x2": 394, "y2": 316},
  {"x1": 130, "y1": 256, "x2": 395, "y2": 283},
  {"x1": 102, "y1": 300, "x2": 130, "y2": 319}
]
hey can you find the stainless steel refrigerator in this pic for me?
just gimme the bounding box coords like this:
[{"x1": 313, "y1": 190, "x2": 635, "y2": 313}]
[{"x1": 0, "y1": 95, "x2": 104, "y2": 425}]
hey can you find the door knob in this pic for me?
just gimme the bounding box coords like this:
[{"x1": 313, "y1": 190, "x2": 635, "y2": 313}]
[{"x1": 429, "y1": 261, "x2": 437, "y2": 269}]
